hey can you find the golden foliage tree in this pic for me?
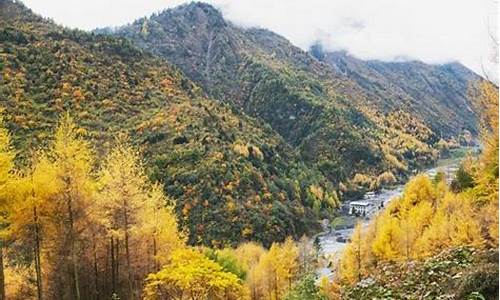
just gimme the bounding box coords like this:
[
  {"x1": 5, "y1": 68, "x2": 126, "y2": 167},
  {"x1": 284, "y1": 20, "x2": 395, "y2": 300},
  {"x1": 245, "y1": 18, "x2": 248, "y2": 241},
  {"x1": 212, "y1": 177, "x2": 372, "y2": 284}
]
[
  {"x1": 137, "y1": 183, "x2": 185, "y2": 270},
  {"x1": 35, "y1": 114, "x2": 96, "y2": 300},
  {"x1": 339, "y1": 223, "x2": 364, "y2": 284},
  {"x1": 339, "y1": 97, "x2": 499, "y2": 284},
  {"x1": 97, "y1": 138, "x2": 184, "y2": 299},
  {"x1": 143, "y1": 248, "x2": 248, "y2": 300},
  {"x1": 0, "y1": 111, "x2": 16, "y2": 300},
  {"x1": 5, "y1": 114, "x2": 185, "y2": 299},
  {"x1": 250, "y1": 238, "x2": 299, "y2": 300}
]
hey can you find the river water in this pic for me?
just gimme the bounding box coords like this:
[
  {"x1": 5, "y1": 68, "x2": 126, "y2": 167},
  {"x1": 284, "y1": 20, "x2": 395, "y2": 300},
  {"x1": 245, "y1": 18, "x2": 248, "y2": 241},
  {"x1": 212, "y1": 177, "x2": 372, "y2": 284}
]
[{"x1": 316, "y1": 156, "x2": 464, "y2": 279}]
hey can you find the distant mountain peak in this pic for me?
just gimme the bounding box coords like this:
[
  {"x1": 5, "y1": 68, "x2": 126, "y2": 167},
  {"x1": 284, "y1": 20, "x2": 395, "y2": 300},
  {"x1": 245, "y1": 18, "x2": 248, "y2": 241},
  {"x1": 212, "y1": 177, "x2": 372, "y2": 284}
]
[
  {"x1": 0, "y1": 0, "x2": 31, "y2": 20},
  {"x1": 154, "y1": 1, "x2": 226, "y2": 28},
  {"x1": 181, "y1": 1, "x2": 220, "y2": 12}
]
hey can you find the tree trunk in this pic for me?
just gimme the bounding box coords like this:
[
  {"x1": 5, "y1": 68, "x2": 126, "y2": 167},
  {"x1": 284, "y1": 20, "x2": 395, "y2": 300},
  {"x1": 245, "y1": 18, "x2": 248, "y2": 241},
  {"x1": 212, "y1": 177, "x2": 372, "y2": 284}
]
[
  {"x1": 153, "y1": 235, "x2": 158, "y2": 272},
  {"x1": 123, "y1": 201, "x2": 132, "y2": 299},
  {"x1": 116, "y1": 239, "x2": 120, "y2": 290},
  {"x1": 66, "y1": 195, "x2": 81, "y2": 300},
  {"x1": 33, "y1": 206, "x2": 43, "y2": 300},
  {"x1": 274, "y1": 272, "x2": 279, "y2": 300},
  {"x1": 0, "y1": 244, "x2": 5, "y2": 300},
  {"x1": 111, "y1": 237, "x2": 116, "y2": 295},
  {"x1": 93, "y1": 242, "x2": 99, "y2": 300}
]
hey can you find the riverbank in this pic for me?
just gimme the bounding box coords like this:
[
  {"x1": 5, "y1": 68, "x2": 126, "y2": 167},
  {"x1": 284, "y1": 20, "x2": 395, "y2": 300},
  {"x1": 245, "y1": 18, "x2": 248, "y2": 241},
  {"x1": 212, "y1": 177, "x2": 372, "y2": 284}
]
[{"x1": 316, "y1": 146, "x2": 477, "y2": 280}]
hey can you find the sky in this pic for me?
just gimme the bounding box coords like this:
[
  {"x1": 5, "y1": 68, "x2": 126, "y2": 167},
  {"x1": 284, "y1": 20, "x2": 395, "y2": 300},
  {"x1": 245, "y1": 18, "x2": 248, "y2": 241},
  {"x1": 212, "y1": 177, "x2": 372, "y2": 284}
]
[{"x1": 21, "y1": 0, "x2": 498, "y2": 77}]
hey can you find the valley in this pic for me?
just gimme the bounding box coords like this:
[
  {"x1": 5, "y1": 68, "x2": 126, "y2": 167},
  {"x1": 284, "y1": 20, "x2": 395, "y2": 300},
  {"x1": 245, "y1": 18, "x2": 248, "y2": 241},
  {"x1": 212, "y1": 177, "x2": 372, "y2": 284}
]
[
  {"x1": 106, "y1": 2, "x2": 481, "y2": 186},
  {"x1": 0, "y1": 0, "x2": 497, "y2": 299},
  {"x1": 316, "y1": 146, "x2": 477, "y2": 280}
]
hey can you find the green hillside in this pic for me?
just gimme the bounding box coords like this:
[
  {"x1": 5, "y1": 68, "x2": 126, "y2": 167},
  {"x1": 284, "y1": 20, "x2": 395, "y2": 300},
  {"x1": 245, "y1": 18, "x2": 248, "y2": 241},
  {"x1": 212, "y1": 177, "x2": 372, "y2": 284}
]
[
  {"x1": 108, "y1": 2, "x2": 477, "y2": 188},
  {"x1": 0, "y1": 0, "x2": 339, "y2": 247}
]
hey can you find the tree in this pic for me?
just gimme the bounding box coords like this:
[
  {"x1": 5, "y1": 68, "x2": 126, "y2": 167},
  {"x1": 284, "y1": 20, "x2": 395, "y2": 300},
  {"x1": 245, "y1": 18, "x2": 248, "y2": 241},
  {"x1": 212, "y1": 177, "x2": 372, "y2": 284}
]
[
  {"x1": 97, "y1": 138, "x2": 151, "y2": 299},
  {"x1": 399, "y1": 200, "x2": 433, "y2": 260},
  {"x1": 296, "y1": 235, "x2": 316, "y2": 275},
  {"x1": 470, "y1": 82, "x2": 499, "y2": 247},
  {"x1": 472, "y1": 84, "x2": 498, "y2": 195},
  {"x1": 277, "y1": 238, "x2": 299, "y2": 292},
  {"x1": 451, "y1": 165, "x2": 474, "y2": 193},
  {"x1": 400, "y1": 175, "x2": 436, "y2": 208},
  {"x1": 42, "y1": 114, "x2": 96, "y2": 300},
  {"x1": 339, "y1": 223, "x2": 364, "y2": 283},
  {"x1": 234, "y1": 242, "x2": 266, "y2": 300},
  {"x1": 0, "y1": 112, "x2": 16, "y2": 300},
  {"x1": 143, "y1": 248, "x2": 248, "y2": 300},
  {"x1": 371, "y1": 210, "x2": 402, "y2": 261},
  {"x1": 204, "y1": 248, "x2": 247, "y2": 280},
  {"x1": 284, "y1": 273, "x2": 326, "y2": 300},
  {"x1": 253, "y1": 238, "x2": 299, "y2": 300},
  {"x1": 137, "y1": 183, "x2": 184, "y2": 271},
  {"x1": 97, "y1": 138, "x2": 185, "y2": 299},
  {"x1": 9, "y1": 154, "x2": 60, "y2": 300}
]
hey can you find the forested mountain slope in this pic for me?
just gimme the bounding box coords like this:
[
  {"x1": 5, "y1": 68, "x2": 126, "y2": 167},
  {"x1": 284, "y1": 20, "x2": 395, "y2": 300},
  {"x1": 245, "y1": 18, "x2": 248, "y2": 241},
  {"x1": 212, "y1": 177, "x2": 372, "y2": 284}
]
[
  {"x1": 311, "y1": 48, "x2": 480, "y2": 137},
  {"x1": 334, "y1": 81, "x2": 499, "y2": 299},
  {"x1": 0, "y1": 0, "x2": 339, "y2": 246},
  {"x1": 108, "y1": 2, "x2": 481, "y2": 187}
]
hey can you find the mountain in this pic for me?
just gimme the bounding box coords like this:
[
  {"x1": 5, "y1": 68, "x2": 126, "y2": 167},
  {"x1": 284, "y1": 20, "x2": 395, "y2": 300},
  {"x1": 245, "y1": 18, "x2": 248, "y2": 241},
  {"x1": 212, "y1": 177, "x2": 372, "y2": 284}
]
[
  {"x1": 344, "y1": 247, "x2": 498, "y2": 299},
  {"x1": 0, "y1": 0, "x2": 485, "y2": 246},
  {"x1": 108, "y1": 2, "x2": 481, "y2": 187},
  {"x1": 0, "y1": 0, "x2": 339, "y2": 247},
  {"x1": 310, "y1": 48, "x2": 480, "y2": 137}
]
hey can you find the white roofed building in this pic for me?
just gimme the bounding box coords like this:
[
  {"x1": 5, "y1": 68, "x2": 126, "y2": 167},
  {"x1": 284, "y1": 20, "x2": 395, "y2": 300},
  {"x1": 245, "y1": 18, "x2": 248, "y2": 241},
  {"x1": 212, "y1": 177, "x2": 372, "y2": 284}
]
[{"x1": 349, "y1": 201, "x2": 373, "y2": 216}]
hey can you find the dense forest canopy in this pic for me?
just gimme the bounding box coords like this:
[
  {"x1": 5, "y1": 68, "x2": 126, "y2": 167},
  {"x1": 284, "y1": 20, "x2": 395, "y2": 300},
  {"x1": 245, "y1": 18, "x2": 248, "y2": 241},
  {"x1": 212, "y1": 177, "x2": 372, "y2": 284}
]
[
  {"x1": 0, "y1": 0, "x2": 340, "y2": 247},
  {"x1": 333, "y1": 81, "x2": 499, "y2": 299},
  {"x1": 0, "y1": 0, "x2": 497, "y2": 299},
  {"x1": 109, "y1": 2, "x2": 483, "y2": 185}
]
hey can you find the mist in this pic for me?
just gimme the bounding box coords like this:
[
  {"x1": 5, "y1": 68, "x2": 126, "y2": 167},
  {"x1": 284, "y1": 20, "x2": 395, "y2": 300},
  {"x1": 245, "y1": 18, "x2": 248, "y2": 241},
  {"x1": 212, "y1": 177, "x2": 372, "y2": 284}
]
[{"x1": 22, "y1": 0, "x2": 497, "y2": 77}]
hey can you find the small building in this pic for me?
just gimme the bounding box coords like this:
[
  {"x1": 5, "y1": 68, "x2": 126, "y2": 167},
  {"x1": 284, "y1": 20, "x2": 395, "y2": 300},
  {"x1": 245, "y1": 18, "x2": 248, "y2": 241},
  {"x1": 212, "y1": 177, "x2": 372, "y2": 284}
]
[
  {"x1": 349, "y1": 201, "x2": 373, "y2": 216},
  {"x1": 364, "y1": 191, "x2": 376, "y2": 199}
]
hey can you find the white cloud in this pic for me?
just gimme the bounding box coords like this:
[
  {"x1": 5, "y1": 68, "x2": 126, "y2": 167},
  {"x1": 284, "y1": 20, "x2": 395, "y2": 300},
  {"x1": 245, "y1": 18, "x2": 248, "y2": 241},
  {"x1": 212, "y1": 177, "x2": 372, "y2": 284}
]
[
  {"x1": 21, "y1": 0, "x2": 497, "y2": 76},
  {"x1": 20, "y1": 0, "x2": 187, "y2": 30}
]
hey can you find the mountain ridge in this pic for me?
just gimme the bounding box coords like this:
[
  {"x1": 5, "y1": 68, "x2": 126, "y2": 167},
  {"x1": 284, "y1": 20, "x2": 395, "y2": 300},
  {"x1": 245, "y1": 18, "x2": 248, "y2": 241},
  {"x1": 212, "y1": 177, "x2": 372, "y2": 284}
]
[
  {"x1": 0, "y1": 0, "x2": 340, "y2": 246},
  {"x1": 107, "y1": 1, "x2": 482, "y2": 185},
  {"x1": 310, "y1": 47, "x2": 480, "y2": 137}
]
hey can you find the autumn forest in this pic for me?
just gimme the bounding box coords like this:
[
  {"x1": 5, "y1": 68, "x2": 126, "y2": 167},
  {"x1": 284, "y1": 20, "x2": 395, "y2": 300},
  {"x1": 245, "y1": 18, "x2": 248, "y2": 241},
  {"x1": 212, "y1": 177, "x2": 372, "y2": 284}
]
[{"x1": 0, "y1": 0, "x2": 498, "y2": 299}]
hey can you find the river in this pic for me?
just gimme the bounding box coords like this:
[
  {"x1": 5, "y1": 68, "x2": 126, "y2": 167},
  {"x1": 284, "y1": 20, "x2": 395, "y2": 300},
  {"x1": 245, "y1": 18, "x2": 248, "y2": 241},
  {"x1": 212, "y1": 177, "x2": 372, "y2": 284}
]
[{"x1": 315, "y1": 150, "x2": 473, "y2": 280}]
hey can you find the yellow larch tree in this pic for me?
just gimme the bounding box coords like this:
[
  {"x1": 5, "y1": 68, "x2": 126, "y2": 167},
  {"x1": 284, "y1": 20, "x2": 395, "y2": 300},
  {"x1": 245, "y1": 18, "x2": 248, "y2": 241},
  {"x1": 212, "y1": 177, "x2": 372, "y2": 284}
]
[
  {"x1": 97, "y1": 138, "x2": 150, "y2": 299},
  {"x1": 339, "y1": 223, "x2": 365, "y2": 284},
  {"x1": 399, "y1": 199, "x2": 433, "y2": 260},
  {"x1": 251, "y1": 238, "x2": 298, "y2": 300},
  {"x1": 8, "y1": 153, "x2": 60, "y2": 300},
  {"x1": 371, "y1": 203, "x2": 403, "y2": 261},
  {"x1": 234, "y1": 242, "x2": 266, "y2": 300},
  {"x1": 137, "y1": 183, "x2": 185, "y2": 271},
  {"x1": 42, "y1": 114, "x2": 96, "y2": 300},
  {"x1": 471, "y1": 81, "x2": 499, "y2": 246},
  {"x1": 0, "y1": 111, "x2": 16, "y2": 300}
]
